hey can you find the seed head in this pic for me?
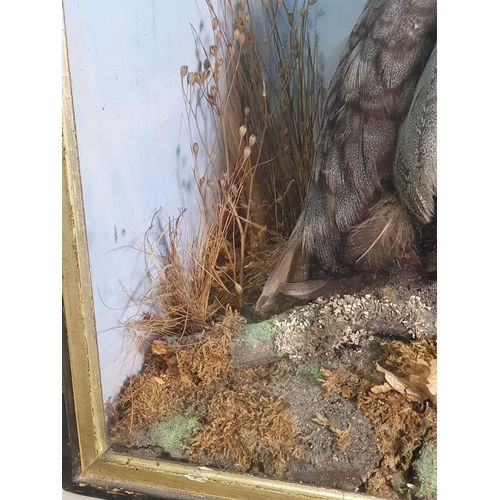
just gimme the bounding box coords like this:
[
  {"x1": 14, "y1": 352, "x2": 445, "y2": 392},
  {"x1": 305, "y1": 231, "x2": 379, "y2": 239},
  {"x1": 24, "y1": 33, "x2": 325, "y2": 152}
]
[
  {"x1": 244, "y1": 106, "x2": 251, "y2": 116},
  {"x1": 243, "y1": 146, "x2": 251, "y2": 160},
  {"x1": 192, "y1": 143, "x2": 199, "y2": 156},
  {"x1": 210, "y1": 45, "x2": 218, "y2": 57},
  {"x1": 187, "y1": 72, "x2": 196, "y2": 85},
  {"x1": 211, "y1": 17, "x2": 218, "y2": 30},
  {"x1": 249, "y1": 134, "x2": 256, "y2": 147},
  {"x1": 180, "y1": 65, "x2": 188, "y2": 78},
  {"x1": 239, "y1": 125, "x2": 247, "y2": 138}
]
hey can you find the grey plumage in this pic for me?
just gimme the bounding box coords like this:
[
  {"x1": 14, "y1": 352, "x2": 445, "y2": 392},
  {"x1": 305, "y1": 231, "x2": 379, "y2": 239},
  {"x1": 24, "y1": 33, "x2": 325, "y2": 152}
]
[
  {"x1": 395, "y1": 44, "x2": 437, "y2": 225},
  {"x1": 256, "y1": 0, "x2": 437, "y2": 317}
]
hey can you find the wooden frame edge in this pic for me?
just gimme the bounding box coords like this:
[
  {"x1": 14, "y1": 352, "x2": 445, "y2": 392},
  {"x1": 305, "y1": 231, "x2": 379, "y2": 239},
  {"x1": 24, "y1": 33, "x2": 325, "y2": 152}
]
[{"x1": 62, "y1": 4, "x2": 107, "y2": 472}]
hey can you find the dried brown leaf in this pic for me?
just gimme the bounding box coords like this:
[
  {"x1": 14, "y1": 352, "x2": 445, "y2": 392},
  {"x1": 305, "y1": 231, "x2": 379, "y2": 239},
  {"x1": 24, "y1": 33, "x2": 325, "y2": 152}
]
[
  {"x1": 371, "y1": 382, "x2": 393, "y2": 394},
  {"x1": 406, "y1": 358, "x2": 431, "y2": 378},
  {"x1": 407, "y1": 358, "x2": 436, "y2": 406},
  {"x1": 376, "y1": 364, "x2": 408, "y2": 394},
  {"x1": 402, "y1": 383, "x2": 425, "y2": 404},
  {"x1": 426, "y1": 358, "x2": 437, "y2": 398},
  {"x1": 375, "y1": 363, "x2": 425, "y2": 404}
]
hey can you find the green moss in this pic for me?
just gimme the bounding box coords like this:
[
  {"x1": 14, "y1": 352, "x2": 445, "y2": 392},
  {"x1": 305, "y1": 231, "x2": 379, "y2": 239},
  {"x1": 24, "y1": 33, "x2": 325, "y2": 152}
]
[
  {"x1": 297, "y1": 363, "x2": 323, "y2": 382},
  {"x1": 414, "y1": 442, "x2": 437, "y2": 499},
  {"x1": 309, "y1": 363, "x2": 322, "y2": 379},
  {"x1": 149, "y1": 416, "x2": 200, "y2": 459},
  {"x1": 239, "y1": 319, "x2": 276, "y2": 347}
]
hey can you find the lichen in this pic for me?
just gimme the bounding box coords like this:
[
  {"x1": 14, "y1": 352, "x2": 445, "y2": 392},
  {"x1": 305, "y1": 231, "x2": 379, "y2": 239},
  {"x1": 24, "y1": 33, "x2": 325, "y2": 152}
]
[
  {"x1": 149, "y1": 416, "x2": 201, "y2": 459},
  {"x1": 239, "y1": 318, "x2": 275, "y2": 347},
  {"x1": 273, "y1": 293, "x2": 436, "y2": 360},
  {"x1": 414, "y1": 442, "x2": 437, "y2": 499}
]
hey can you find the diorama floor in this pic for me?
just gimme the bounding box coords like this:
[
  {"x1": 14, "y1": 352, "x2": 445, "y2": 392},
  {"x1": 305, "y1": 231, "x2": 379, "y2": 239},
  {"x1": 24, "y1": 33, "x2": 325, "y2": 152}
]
[{"x1": 109, "y1": 265, "x2": 437, "y2": 500}]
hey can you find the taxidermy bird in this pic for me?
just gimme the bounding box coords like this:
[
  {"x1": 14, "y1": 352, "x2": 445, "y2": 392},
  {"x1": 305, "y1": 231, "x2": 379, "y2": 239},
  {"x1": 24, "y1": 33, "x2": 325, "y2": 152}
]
[{"x1": 256, "y1": 0, "x2": 437, "y2": 317}]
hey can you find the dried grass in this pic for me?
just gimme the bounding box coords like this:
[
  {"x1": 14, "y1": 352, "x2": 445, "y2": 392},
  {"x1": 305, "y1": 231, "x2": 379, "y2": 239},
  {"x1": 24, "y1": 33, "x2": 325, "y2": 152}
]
[
  {"x1": 178, "y1": 0, "x2": 323, "y2": 311},
  {"x1": 126, "y1": 212, "x2": 219, "y2": 342},
  {"x1": 124, "y1": 1, "x2": 323, "y2": 353}
]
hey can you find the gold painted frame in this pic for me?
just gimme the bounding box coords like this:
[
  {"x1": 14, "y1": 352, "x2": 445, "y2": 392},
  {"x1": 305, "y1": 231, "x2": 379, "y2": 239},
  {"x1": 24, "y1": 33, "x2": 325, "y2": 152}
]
[{"x1": 61, "y1": 10, "x2": 385, "y2": 500}]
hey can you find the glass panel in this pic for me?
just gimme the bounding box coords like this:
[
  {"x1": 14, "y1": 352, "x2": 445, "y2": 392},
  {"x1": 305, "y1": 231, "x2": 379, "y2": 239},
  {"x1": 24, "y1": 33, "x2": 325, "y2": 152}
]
[{"x1": 63, "y1": 1, "x2": 437, "y2": 498}]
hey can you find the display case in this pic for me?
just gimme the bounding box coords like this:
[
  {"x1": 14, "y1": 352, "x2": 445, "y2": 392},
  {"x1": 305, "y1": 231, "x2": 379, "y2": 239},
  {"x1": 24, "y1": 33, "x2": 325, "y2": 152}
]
[{"x1": 63, "y1": 2, "x2": 437, "y2": 499}]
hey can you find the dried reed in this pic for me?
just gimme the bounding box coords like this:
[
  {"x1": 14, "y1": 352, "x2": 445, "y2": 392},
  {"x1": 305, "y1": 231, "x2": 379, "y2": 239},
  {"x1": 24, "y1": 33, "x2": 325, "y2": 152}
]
[{"x1": 128, "y1": 0, "x2": 324, "y2": 344}]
